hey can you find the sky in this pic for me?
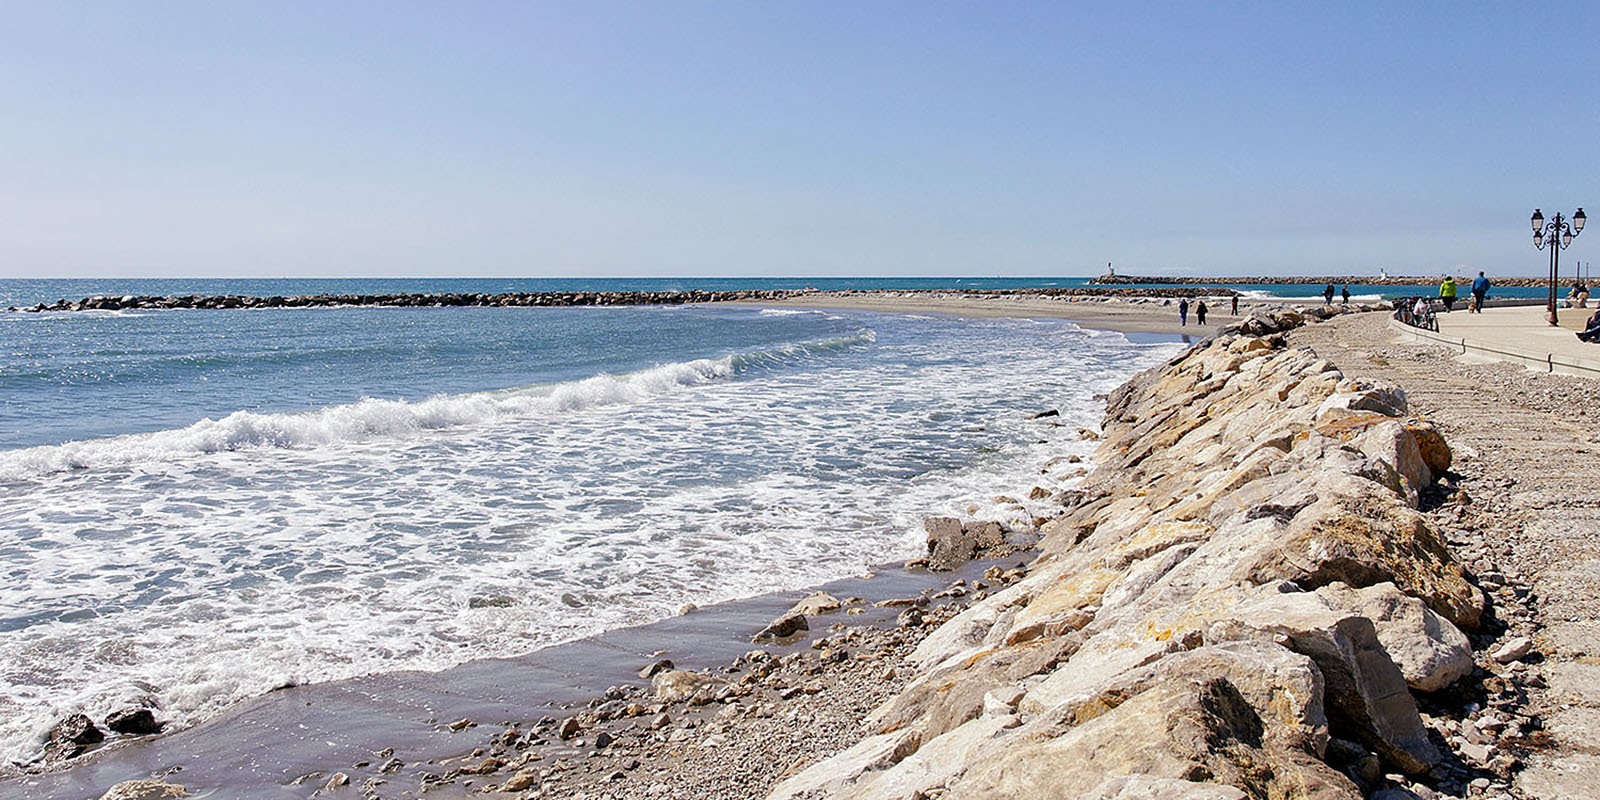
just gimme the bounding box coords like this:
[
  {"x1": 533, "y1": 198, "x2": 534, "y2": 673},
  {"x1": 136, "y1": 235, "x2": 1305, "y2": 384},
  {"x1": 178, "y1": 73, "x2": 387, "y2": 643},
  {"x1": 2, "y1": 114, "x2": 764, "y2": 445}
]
[{"x1": 2, "y1": 2, "x2": 1598, "y2": 279}]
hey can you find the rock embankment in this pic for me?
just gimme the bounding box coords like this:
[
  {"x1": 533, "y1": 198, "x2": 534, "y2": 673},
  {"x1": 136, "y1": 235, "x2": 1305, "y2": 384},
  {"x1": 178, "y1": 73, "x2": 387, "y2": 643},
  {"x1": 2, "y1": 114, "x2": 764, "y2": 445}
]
[
  {"x1": 12, "y1": 290, "x2": 801, "y2": 313},
  {"x1": 773, "y1": 309, "x2": 1489, "y2": 799}
]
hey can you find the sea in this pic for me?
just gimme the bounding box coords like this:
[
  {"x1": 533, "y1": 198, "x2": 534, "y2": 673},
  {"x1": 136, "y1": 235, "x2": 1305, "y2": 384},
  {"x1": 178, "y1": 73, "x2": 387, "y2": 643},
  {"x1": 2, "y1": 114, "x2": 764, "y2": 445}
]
[{"x1": 0, "y1": 275, "x2": 1545, "y2": 769}]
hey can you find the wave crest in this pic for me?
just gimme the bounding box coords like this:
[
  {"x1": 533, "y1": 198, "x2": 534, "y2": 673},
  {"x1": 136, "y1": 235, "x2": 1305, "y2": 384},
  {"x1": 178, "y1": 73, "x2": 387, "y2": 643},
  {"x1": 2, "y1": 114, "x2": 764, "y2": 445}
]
[{"x1": 0, "y1": 331, "x2": 875, "y2": 481}]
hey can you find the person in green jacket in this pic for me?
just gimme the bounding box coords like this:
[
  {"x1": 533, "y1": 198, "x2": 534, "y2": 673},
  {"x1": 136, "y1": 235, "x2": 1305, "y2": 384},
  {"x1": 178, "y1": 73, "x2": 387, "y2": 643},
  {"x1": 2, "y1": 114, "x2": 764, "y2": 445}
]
[{"x1": 1439, "y1": 276, "x2": 1458, "y2": 312}]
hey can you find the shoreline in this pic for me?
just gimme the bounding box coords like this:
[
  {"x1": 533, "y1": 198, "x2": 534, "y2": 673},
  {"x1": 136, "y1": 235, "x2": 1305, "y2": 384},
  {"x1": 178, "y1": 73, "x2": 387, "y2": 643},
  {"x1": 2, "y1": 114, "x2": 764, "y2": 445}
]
[
  {"x1": 3, "y1": 554, "x2": 1034, "y2": 799},
  {"x1": 725, "y1": 290, "x2": 1264, "y2": 337}
]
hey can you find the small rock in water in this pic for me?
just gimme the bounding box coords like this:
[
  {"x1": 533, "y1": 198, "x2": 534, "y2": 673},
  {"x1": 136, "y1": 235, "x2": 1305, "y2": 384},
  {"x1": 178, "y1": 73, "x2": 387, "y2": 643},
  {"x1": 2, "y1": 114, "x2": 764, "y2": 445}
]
[
  {"x1": 1030, "y1": 409, "x2": 1060, "y2": 419},
  {"x1": 323, "y1": 773, "x2": 350, "y2": 790},
  {"x1": 751, "y1": 611, "x2": 808, "y2": 644},
  {"x1": 561, "y1": 592, "x2": 585, "y2": 608},
  {"x1": 468, "y1": 594, "x2": 517, "y2": 608},
  {"x1": 97, "y1": 780, "x2": 190, "y2": 800},
  {"x1": 787, "y1": 591, "x2": 842, "y2": 616},
  {"x1": 105, "y1": 707, "x2": 162, "y2": 735},
  {"x1": 46, "y1": 713, "x2": 104, "y2": 760},
  {"x1": 638, "y1": 657, "x2": 675, "y2": 679}
]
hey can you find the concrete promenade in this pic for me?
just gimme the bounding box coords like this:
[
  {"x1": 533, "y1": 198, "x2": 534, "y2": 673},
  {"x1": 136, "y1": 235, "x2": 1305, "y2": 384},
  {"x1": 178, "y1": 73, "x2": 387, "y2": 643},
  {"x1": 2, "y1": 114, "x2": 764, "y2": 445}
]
[{"x1": 1390, "y1": 304, "x2": 1600, "y2": 379}]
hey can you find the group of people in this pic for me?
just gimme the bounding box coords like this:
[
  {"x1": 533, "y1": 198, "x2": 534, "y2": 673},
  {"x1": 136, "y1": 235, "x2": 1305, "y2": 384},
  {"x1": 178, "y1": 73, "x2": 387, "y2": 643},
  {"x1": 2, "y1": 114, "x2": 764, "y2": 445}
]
[
  {"x1": 1175, "y1": 294, "x2": 1243, "y2": 326},
  {"x1": 1321, "y1": 284, "x2": 1351, "y2": 305},
  {"x1": 1439, "y1": 272, "x2": 1493, "y2": 313}
]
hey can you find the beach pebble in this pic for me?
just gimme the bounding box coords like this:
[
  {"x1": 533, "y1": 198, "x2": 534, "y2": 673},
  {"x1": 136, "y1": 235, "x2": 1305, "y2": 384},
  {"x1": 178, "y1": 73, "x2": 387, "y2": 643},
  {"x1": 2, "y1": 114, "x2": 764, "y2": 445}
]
[
  {"x1": 558, "y1": 717, "x2": 583, "y2": 740},
  {"x1": 1491, "y1": 637, "x2": 1532, "y2": 663}
]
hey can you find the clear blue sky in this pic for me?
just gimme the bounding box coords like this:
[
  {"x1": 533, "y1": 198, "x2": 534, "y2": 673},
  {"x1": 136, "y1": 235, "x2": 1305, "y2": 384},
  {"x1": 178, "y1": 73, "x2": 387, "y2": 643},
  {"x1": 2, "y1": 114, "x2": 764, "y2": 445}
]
[{"x1": 3, "y1": 2, "x2": 1597, "y2": 278}]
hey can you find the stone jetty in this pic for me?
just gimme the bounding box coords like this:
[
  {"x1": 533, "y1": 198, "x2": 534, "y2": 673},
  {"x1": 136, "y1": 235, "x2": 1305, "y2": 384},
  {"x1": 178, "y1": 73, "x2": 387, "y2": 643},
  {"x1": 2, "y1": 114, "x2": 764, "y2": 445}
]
[
  {"x1": 12, "y1": 289, "x2": 802, "y2": 313},
  {"x1": 771, "y1": 308, "x2": 1485, "y2": 799},
  {"x1": 11, "y1": 285, "x2": 1239, "y2": 314}
]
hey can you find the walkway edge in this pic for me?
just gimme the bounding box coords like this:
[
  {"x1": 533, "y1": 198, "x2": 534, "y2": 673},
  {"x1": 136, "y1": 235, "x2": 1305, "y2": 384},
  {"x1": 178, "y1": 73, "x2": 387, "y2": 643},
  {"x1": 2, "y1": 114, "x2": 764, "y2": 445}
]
[{"x1": 1387, "y1": 318, "x2": 1600, "y2": 379}]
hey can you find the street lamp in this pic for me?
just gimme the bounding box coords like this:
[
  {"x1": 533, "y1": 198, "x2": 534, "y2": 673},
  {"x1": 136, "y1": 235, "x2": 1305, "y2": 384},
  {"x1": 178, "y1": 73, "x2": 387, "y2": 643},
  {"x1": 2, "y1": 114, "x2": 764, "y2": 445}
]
[{"x1": 1532, "y1": 207, "x2": 1586, "y2": 325}]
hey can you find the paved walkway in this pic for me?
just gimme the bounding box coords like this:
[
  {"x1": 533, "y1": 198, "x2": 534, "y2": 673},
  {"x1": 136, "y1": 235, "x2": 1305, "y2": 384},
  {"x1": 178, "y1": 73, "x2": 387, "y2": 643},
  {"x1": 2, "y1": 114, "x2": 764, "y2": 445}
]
[
  {"x1": 1392, "y1": 305, "x2": 1600, "y2": 379},
  {"x1": 1293, "y1": 312, "x2": 1600, "y2": 799},
  {"x1": 1438, "y1": 305, "x2": 1599, "y2": 358}
]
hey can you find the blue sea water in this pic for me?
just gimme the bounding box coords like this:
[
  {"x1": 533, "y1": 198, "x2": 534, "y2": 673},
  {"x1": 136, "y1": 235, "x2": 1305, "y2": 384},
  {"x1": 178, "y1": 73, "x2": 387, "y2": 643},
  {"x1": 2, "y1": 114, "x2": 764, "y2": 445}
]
[{"x1": 0, "y1": 280, "x2": 1198, "y2": 768}]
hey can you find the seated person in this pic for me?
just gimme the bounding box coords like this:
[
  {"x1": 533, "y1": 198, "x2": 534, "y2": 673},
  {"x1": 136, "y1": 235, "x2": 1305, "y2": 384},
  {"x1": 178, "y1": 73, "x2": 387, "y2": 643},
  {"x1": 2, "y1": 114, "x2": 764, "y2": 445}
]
[
  {"x1": 1572, "y1": 281, "x2": 1591, "y2": 308},
  {"x1": 1580, "y1": 309, "x2": 1600, "y2": 343}
]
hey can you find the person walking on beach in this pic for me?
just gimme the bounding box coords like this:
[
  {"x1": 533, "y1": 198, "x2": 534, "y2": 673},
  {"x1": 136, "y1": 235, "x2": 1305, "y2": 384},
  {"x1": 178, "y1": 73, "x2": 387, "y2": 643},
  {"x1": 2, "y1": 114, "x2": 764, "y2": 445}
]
[
  {"x1": 1230, "y1": 294, "x2": 1239, "y2": 316},
  {"x1": 1178, "y1": 298, "x2": 1189, "y2": 326},
  {"x1": 1470, "y1": 271, "x2": 1491, "y2": 313},
  {"x1": 1195, "y1": 300, "x2": 1208, "y2": 325},
  {"x1": 1323, "y1": 284, "x2": 1335, "y2": 305},
  {"x1": 1341, "y1": 285, "x2": 1351, "y2": 305},
  {"x1": 1440, "y1": 276, "x2": 1458, "y2": 312}
]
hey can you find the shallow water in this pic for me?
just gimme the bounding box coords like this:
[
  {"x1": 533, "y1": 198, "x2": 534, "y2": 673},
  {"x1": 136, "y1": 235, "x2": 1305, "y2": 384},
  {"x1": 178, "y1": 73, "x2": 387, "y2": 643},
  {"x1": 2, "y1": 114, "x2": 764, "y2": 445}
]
[{"x1": 0, "y1": 299, "x2": 1181, "y2": 767}]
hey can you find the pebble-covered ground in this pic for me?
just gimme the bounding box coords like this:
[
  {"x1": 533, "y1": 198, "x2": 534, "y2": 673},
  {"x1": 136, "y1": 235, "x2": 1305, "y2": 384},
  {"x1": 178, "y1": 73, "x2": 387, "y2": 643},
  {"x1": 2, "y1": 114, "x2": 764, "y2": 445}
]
[{"x1": 302, "y1": 568, "x2": 1024, "y2": 800}]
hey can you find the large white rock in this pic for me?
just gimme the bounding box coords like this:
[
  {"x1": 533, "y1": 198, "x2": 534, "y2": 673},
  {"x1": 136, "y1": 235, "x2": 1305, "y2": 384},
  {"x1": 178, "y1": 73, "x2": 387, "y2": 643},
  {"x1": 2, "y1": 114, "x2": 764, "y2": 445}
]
[{"x1": 1320, "y1": 581, "x2": 1473, "y2": 693}]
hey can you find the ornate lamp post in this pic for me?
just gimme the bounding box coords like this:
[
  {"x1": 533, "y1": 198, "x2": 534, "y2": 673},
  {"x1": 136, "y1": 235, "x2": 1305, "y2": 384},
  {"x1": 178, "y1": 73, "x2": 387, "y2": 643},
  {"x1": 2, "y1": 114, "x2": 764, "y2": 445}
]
[{"x1": 1532, "y1": 207, "x2": 1586, "y2": 325}]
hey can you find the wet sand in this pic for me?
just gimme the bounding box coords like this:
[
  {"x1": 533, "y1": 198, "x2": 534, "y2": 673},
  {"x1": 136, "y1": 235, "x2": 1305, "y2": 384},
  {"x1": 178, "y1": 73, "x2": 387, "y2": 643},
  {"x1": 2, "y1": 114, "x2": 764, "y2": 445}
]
[
  {"x1": 726, "y1": 290, "x2": 1249, "y2": 336},
  {"x1": 2, "y1": 557, "x2": 1024, "y2": 800}
]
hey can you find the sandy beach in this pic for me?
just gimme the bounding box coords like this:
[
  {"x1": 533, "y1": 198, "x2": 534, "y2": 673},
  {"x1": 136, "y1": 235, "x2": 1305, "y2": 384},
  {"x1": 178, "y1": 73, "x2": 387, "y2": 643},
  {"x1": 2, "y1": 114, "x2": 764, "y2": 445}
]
[{"x1": 729, "y1": 290, "x2": 1252, "y2": 336}]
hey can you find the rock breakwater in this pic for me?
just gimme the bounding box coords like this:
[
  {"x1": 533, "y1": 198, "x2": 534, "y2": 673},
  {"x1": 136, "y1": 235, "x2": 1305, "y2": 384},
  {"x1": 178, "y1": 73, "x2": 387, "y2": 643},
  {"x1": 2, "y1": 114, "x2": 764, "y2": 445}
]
[
  {"x1": 11, "y1": 289, "x2": 801, "y2": 313},
  {"x1": 773, "y1": 309, "x2": 1488, "y2": 799}
]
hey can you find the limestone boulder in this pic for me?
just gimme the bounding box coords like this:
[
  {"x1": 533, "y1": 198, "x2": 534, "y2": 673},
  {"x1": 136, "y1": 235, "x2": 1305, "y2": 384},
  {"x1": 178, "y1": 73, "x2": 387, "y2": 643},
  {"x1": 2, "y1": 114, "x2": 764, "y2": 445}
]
[
  {"x1": 925, "y1": 516, "x2": 976, "y2": 571},
  {"x1": 1320, "y1": 582, "x2": 1473, "y2": 693},
  {"x1": 1078, "y1": 776, "x2": 1249, "y2": 799},
  {"x1": 1220, "y1": 587, "x2": 1440, "y2": 774}
]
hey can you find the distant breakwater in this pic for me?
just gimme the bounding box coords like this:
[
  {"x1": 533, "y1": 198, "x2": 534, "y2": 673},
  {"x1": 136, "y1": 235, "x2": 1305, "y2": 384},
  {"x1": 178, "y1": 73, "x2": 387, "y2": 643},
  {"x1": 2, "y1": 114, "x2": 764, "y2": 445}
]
[
  {"x1": 13, "y1": 286, "x2": 1235, "y2": 313},
  {"x1": 11, "y1": 289, "x2": 802, "y2": 313},
  {"x1": 1091, "y1": 272, "x2": 1552, "y2": 287}
]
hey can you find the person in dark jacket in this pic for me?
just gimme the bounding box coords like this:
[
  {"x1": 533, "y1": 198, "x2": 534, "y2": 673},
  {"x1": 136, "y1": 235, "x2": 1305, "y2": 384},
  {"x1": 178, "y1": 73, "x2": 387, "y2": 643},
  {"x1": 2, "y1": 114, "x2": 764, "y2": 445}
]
[
  {"x1": 1196, "y1": 300, "x2": 1208, "y2": 325},
  {"x1": 1579, "y1": 309, "x2": 1600, "y2": 343},
  {"x1": 1323, "y1": 284, "x2": 1335, "y2": 305},
  {"x1": 1178, "y1": 298, "x2": 1189, "y2": 326},
  {"x1": 1470, "y1": 272, "x2": 1490, "y2": 313}
]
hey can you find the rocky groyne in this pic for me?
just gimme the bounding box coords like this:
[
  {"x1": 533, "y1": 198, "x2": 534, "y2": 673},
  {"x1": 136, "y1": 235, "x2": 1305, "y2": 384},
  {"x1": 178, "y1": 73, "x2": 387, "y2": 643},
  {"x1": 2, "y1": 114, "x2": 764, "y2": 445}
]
[
  {"x1": 11, "y1": 286, "x2": 1241, "y2": 314},
  {"x1": 772, "y1": 308, "x2": 1493, "y2": 799},
  {"x1": 1092, "y1": 273, "x2": 1551, "y2": 288},
  {"x1": 11, "y1": 289, "x2": 803, "y2": 313}
]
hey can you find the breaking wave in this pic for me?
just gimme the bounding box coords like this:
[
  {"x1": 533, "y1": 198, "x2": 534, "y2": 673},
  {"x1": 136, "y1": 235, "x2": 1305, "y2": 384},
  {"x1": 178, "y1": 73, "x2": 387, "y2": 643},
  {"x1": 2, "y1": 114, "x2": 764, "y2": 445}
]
[{"x1": 0, "y1": 330, "x2": 876, "y2": 481}]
